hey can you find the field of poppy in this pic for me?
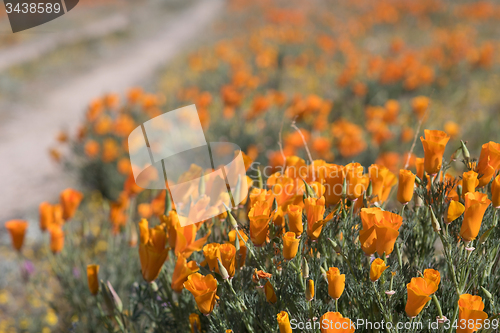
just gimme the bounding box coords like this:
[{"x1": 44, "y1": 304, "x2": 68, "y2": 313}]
[{"x1": 2, "y1": 0, "x2": 500, "y2": 332}]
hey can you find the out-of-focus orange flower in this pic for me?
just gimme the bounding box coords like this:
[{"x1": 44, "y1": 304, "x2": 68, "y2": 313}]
[
  {"x1": 282, "y1": 232, "x2": 299, "y2": 260},
  {"x1": 84, "y1": 140, "x2": 100, "y2": 158},
  {"x1": 405, "y1": 269, "x2": 440, "y2": 317},
  {"x1": 444, "y1": 121, "x2": 460, "y2": 139},
  {"x1": 114, "y1": 114, "x2": 135, "y2": 137},
  {"x1": 401, "y1": 127, "x2": 414, "y2": 143},
  {"x1": 345, "y1": 163, "x2": 369, "y2": 201},
  {"x1": 475, "y1": 141, "x2": 500, "y2": 187},
  {"x1": 384, "y1": 99, "x2": 399, "y2": 123},
  {"x1": 49, "y1": 225, "x2": 64, "y2": 254},
  {"x1": 359, "y1": 207, "x2": 403, "y2": 256},
  {"x1": 184, "y1": 273, "x2": 218, "y2": 315},
  {"x1": 352, "y1": 82, "x2": 367, "y2": 96},
  {"x1": 5, "y1": 220, "x2": 28, "y2": 252},
  {"x1": 445, "y1": 200, "x2": 465, "y2": 224},
  {"x1": 457, "y1": 294, "x2": 488, "y2": 333},
  {"x1": 39, "y1": 202, "x2": 54, "y2": 232},
  {"x1": 326, "y1": 267, "x2": 345, "y2": 299},
  {"x1": 138, "y1": 203, "x2": 153, "y2": 219},
  {"x1": 320, "y1": 312, "x2": 355, "y2": 333},
  {"x1": 117, "y1": 158, "x2": 132, "y2": 175},
  {"x1": 411, "y1": 96, "x2": 430, "y2": 119},
  {"x1": 277, "y1": 311, "x2": 292, "y2": 333},
  {"x1": 460, "y1": 192, "x2": 491, "y2": 242},
  {"x1": 462, "y1": 170, "x2": 479, "y2": 196},
  {"x1": 420, "y1": 129, "x2": 450, "y2": 175},
  {"x1": 397, "y1": 169, "x2": 416, "y2": 204},
  {"x1": 124, "y1": 173, "x2": 144, "y2": 197},
  {"x1": 492, "y1": 175, "x2": 500, "y2": 208},
  {"x1": 331, "y1": 119, "x2": 367, "y2": 157},
  {"x1": 138, "y1": 219, "x2": 169, "y2": 282},
  {"x1": 324, "y1": 164, "x2": 345, "y2": 206},
  {"x1": 370, "y1": 258, "x2": 389, "y2": 282},
  {"x1": 171, "y1": 254, "x2": 199, "y2": 293},
  {"x1": 102, "y1": 138, "x2": 120, "y2": 163},
  {"x1": 87, "y1": 265, "x2": 99, "y2": 295},
  {"x1": 264, "y1": 280, "x2": 277, "y2": 303},
  {"x1": 369, "y1": 164, "x2": 397, "y2": 203},
  {"x1": 60, "y1": 188, "x2": 83, "y2": 220},
  {"x1": 248, "y1": 201, "x2": 272, "y2": 246},
  {"x1": 189, "y1": 313, "x2": 201, "y2": 333}
]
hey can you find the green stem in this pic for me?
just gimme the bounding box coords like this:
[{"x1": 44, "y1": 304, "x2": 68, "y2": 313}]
[{"x1": 371, "y1": 282, "x2": 393, "y2": 333}]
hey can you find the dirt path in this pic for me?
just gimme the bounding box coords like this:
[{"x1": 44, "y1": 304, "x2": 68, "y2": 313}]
[{"x1": 0, "y1": 0, "x2": 223, "y2": 221}]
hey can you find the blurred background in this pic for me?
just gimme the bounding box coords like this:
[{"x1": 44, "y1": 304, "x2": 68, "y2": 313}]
[{"x1": 1, "y1": 0, "x2": 499, "y2": 331}]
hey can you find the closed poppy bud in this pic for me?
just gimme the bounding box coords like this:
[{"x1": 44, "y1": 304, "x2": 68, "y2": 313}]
[
  {"x1": 60, "y1": 188, "x2": 83, "y2": 220},
  {"x1": 305, "y1": 279, "x2": 315, "y2": 301},
  {"x1": 415, "y1": 157, "x2": 424, "y2": 180},
  {"x1": 405, "y1": 269, "x2": 440, "y2": 317},
  {"x1": 460, "y1": 192, "x2": 491, "y2": 242},
  {"x1": 49, "y1": 225, "x2": 64, "y2": 254},
  {"x1": 445, "y1": 200, "x2": 465, "y2": 224},
  {"x1": 183, "y1": 273, "x2": 218, "y2": 315},
  {"x1": 397, "y1": 170, "x2": 416, "y2": 204},
  {"x1": 320, "y1": 312, "x2": 355, "y2": 333},
  {"x1": 219, "y1": 243, "x2": 236, "y2": 278},
  {"x1": 282, "y1": 232, "x2": 300, "y2": 260},
  {"x1": 39, "y1": 202, "x2": 54, "y2": 232},
  {"x1": 491, "y1": 175, "x2": 500, "y2": 208},
  {"x1": 189, "y1": 313, "x2": 201, "y2": 333},
  {"x1": 87, "y1": 264, "x2": 99, "y2": 295},
  {"x1": 248, "y1": 201, "x2": 271, "y2": 246},
  {"x1": 5, "y1": 220, "x2": 28, "y2": 252},
  {"x1": 457, "y1": 294, "x2": 488, "y2": 333},
  {"x1": 264, "y1": 280, "x2": 277, "y2": 303},
  {"x1": 326, "y1": 267, "x2": 345, "y2": 299},
  {"x1": 345, "y1": 163, "x2": 369, "y2": 200},
  {"x1": 203, "y1": 243, "x2": 221, "y2": 273},
  {"x1": 138, "y1": 219, "x2": 169, "y2": 282},
  {"x1": 277, "y1": 311, "x2": 292, "y2": 333},
  {"x1": 370, "y1": 258, "x2": 389, "y2": 282},
  {"x1": 420, "y1": 130, "x2": 450, "y2": 175},
  {"x1": 462, "y1": 171, "x2": 479, "y2": 196},
  {"x1": 287, "y1": 205, "x2": 303, "y2": 235},
  {"x1": 171, "y1": 254, "x2": 199, "y2": 293}
]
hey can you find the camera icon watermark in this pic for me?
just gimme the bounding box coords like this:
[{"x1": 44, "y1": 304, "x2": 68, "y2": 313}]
[{"x1": 128, "y1": 105, "x2": 248, "y2": 227}]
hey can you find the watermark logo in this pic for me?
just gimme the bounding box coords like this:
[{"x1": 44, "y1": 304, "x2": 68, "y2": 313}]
[
  {"x1": 4, "y1": 0, "x2": 79, "y2": 33},
  {"x1": 128, "y1": 105, "x2": 248, "y2": 227}
]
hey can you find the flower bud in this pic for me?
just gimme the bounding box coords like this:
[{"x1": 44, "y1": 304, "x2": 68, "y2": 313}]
[
  {"x1": 327, "y1": 238, "x2": 342, "y2": 254},
  {"x1": 480, "y1": 286, "x2": 493, "y2": 300},
  {"x1": 430, "y1": 207, "x2": 441, "y2": 232},
  {"x1": 461, "y1": 140, "x2": 470, "y2": 161},
  {"x1": 223, "y1": 203, "x2": 238, "y2": 229},
  {"x1": 302, "y1": 258, "x2": 309, "y2": 279},
  {"x1": 217, "y1": 258, "x2": 230, "y2": 280},
  {"x1": 305, "y1": 279, "x2": 315, "y2": 301},
  {"x1": 107, "y1": 281, "x2": 123, "y2": 312}
]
